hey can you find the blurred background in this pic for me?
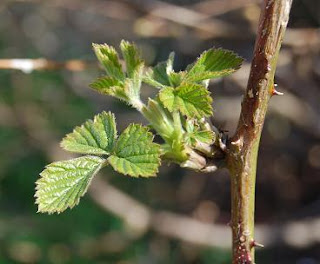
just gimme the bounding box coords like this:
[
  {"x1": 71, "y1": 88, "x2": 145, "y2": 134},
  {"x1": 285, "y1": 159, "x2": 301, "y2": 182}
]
[{"x1": 0, "y1": 0, "x2": 319, "y2": 263}]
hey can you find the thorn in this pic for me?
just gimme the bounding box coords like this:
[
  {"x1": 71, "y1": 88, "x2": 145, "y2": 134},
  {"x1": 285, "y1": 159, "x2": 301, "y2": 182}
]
[
  {"x1": 271, "y1": 83, "x2": 284, "y2": 96},
  {"x1": 201, "y1": 165, "x2": 218, "y2": 173},
  {"x1": 250, "y1": 240, "x2": 264, "y2": 248},
  {"x1": 230, "y1": 136, "x2": 243, "y2": 150},
  {"x1": 218, "y1": 138, "x2": 227, "y2": 152}
]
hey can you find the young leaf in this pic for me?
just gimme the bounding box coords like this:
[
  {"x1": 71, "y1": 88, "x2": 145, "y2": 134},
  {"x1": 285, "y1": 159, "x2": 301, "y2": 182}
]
[
  {"x1": 185, "y1": 119, "x2": 215, "y2": 146},
  {"x1": 120, "y1": 40, "x2": 143, "y2": 78},
  {"x1": 184, "y1": 48, "x2": 243, "y2": 82},
  {"x1": 144, "y1": 52, "x2": 182, "y2": 88},
  {"x1": 90, "y1": 77, "x2": 128, "y2": 102},
  {"x1": 123, "y1": 63, "x2": 144, "y2": 110},
  {"x1": 144, "y1": 62, "x2": 170, "y2": 88},
  {"x1": 168, "y1": 71, "x2": 185, "y2": 87},
  {"x1": 90, "y1": 72, "x2": 144, "y2": 110},
  {"x1": 159, "y1": 83, "x2": 213, "y2": 118},
  {"x1": 61, "y1": 111, "x2": 117, "y2": 155},
  {"x1": 142, "y1": 98, "x2": 175, "y2": 142},
  {"x1": 35, "y1": 156, "x2": 106, "y2": 214},
  {"x1": 92, "y1": 43, "x2": 125, "y2": 81},
  {"x1": 91, "y1": 42, "x2": 144, "y2": 110},
  {"x1": 108, "y1": 124, "x2": 161, "y2": 177}
]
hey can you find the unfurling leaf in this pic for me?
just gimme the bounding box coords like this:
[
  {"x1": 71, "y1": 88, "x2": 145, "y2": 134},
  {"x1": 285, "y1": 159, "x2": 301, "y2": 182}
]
[
  {"x1": 120, "y1": 40, "x2": 143, "y2": 78},
  {"x1": 92, "y1": 42, "x2": 144, "y2": 109},
  {"x1": 90, "y1": 76, "x2": 128, "y2": 101},
  {"x1": 184, "y1": 48, "x2": 243, "y2": 82},
  {"x1": 61, "y1": 111, "x2": 117, "y2": 155},
  {"x1": 144, "y1": 52, "x2": 185, "y2": 89},
  {"x1": 123, "y1": 63, "x2": 144, "y2": 109},
  {"x1": 185, "y1": 119, "x2": 215, "y2": 146},
  {"x1": 108, "y1": 124, "x2": 161, "y2": 177},
  {"x1": 92, "y1": 43, "x2": 125, "y2": 81},
  {"x1": 159, "y1": 83, "x2": 213, "y2": 118},
  {"x1": 35, "y1": 156, "x2": 106, "y2": 214}
]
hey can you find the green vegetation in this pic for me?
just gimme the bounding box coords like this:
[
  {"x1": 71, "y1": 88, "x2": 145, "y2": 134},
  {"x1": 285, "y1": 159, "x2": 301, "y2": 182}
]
[{"x1": 35, "y1": 40, "x2": 243, "y2": 214}]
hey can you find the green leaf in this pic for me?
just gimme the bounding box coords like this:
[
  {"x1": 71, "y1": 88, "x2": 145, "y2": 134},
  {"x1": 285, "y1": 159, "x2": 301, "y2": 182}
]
[
  {"x1": 61, "y1": 111, "x2": 117, "y2": 155},
  {"x1": 92, "y1": 43, "x2": 125, "y2": 81},
  {"x1": 144, "y1": 62, "x2": 170, "y2": 88},
  {"x1": 123, "y1": 63, "x2": 144, "y2": 109},
  {"x1": 90, "y1": 76, "x2": 128, "y2": 101},
  {"x1": 120, "y1": 40, "x2": 143, "y2": 78},
  {"x1": 184, "y1": 48, "x2": 243, "y2": 82},
  {"x1": 168, "y1": 71, "x2": 185, "y2": 87},
  {"x1": 35, "y1": 156, "x2": 106, "y2": 214},
  {"x1": 159, "y1": 83, "x2": 213, "y2": 118},
  {"x1": 91, "y1": 42, "x2": 144, "y2": 109},
  {"x1": 108, "y1": 124, "x2": 161, "y2": 177},
  {"x1": 143, "y1": 52, "x2": 181, "y2": 88},
  {"x1": 185, "y1": 119, "x2": 215, "y2": 146}
]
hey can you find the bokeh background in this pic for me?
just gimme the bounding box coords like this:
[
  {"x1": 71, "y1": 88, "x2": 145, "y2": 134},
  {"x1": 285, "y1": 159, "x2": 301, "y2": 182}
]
[{"x1": 0, "y1": 0, "x2": 319, "y2": 263}]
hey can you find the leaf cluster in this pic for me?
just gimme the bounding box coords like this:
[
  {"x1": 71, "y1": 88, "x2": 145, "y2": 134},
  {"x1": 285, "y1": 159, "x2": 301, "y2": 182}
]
[{"x1": 36, "y1": 40, "x2": 243, "y2": 214}]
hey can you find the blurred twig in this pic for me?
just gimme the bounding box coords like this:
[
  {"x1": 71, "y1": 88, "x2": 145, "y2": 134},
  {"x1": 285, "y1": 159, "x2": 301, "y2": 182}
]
[
  {"x1": 227, "y1": 63, "x2": 320, "y2": 138},
  {"x1": 283, "y1": 28, "x2": 320, "y2": 48},
  {"x1": 190, "y1": 0, "x2": 259, "y2": 16},
  {"x1": 2, "y1": 0, "x2": 137, "y2": 20},
  {"x1": 0, "y1": 58, "x2": 96, "y2": 73},
  {"x1": 125, "y1": 0, "x2": 251, "y2": 38},
  {"x1": 90, "y1": 175, "x2": 320, "y2": 249},
  {"x1": 4, "y1": 71, "x2": 320, "y2": 250}
]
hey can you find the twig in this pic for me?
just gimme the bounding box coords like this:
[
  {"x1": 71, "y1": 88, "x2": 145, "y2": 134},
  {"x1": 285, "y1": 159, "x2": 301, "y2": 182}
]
[
  {"x1": 227, "y1": 0, "x2": 292, "y2": 263},
  {"x1": 3, "y1": 0, "x2": 136, "y2": 21},
  {"x1": 0, "y1": 58, "x2": 96, "y2": 73},
  {"x1": 124, "y1": 0, "x2": 250, "y2": 39},
  {"x1": 191, "y1": 0, "x2": 259, "y2": 16},
  {"x1": 90, "y1": 176, "x2": 320, "y2": 249}
]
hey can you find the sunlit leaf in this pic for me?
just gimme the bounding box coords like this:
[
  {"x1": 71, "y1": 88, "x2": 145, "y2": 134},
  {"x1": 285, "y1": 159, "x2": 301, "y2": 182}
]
[
  {"x1": 108, "y1": 124, "x2": 161, "y2": 177},
  {"x1": 92, "y1": 43, "x2": 125, "y2": 80},
  {"x1": 61, "y1": 111, "x2": 117, "y2": 155},
  {"x1": 184, "y1": 48, "x2": 243, "y2": 82},
  {"x1": 35, "y1": 156, "x2": 106, "y2": 214},
  {"x1": 144, "y1": 52, "x2": 183, "y2": 88},
  {"x1": 90, "y1": 77, "x2": 128, "y2": 101},
  {"x1": 120, "y1": 40, "x2": 143, "y2": 78},
  {"x1": 159, "y1": 83, "x2": 213, "y2": 118}
]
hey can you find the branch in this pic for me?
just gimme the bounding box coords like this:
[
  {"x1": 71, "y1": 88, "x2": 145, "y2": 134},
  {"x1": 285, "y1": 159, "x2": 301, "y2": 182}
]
[
  {"x1": 0, "y1": 58, "x2": 96, "y2": 73},
  {"x1": 227, "y1": 0, "x2": 292, "y2": 263},
  {"x1": 89, "y1": 176, "x2": 320, "y2": 249},
  {"x1": 191, "y1": 0, "x2": 259, "y2": 16},
  {"x1": 123, "y1": 0, "x2": 250, "y2": 39}
]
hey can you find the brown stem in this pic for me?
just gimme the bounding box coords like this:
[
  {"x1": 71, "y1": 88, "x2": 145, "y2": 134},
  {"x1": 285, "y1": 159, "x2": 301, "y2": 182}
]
[{"x1": 226, "y1": 0, "x2": 292, "y2": 263}]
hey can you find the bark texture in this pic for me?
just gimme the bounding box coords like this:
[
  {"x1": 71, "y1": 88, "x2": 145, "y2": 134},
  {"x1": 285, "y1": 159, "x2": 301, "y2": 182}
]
[{"x1": 226, "y1": 0, "x2": 293, "y2": 263}]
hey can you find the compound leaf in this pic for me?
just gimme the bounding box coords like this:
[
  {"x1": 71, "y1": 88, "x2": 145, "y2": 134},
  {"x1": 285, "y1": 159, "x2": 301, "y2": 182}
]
[
  {"x1": 159, "y1": 83, "x2": 213, "y2": 118},
  {"x1": 35, "y1": 156, "x2": 106, "y2": 214},
  {"x1": 108, "y1": 124, "x2": 161, "y2": 177},
  {"x1": 184, "y1": 48, "x2": 243, "y2": 82},
  {"x1": 91, "y1": 42, "x2": 144, "y2": 109},
  {"x1": 61, "y1": 111, "x2": 117, "y2": 155}
]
